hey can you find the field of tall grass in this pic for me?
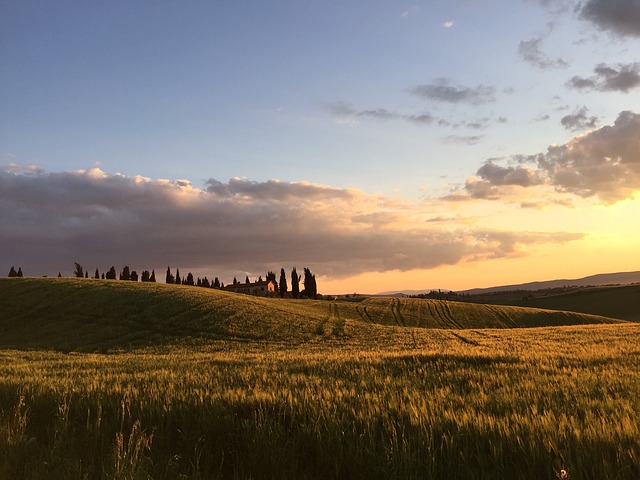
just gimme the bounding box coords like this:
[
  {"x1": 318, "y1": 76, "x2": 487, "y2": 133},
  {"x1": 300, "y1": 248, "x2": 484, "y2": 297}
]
[{"x1": 1, "y1": 278, "x2": 638, "y2": 479}]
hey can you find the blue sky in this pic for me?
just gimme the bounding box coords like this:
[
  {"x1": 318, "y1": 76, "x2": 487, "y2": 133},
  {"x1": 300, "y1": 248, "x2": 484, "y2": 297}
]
[{"x1": 2, "y1": 0, "x2": 640, "y2": 293}]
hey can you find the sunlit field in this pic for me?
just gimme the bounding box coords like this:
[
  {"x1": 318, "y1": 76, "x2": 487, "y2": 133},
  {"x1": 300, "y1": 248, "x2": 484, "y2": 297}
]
[{"x1": 1, "y1": 279, "x2": 639, "y2": 479}]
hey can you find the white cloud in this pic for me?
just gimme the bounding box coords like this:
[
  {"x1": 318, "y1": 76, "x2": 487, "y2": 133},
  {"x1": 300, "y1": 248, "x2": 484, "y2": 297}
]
[{"x1": 453, "y1": 110, "x2": 640, "y2": 204}]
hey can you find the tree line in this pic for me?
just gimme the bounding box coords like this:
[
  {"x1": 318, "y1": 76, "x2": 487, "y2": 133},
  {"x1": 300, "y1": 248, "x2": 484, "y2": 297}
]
[
  {"x1": 165, "y1": 265, "x2": 318, "y2": 299},
  {"x1": 7, "y1": 263, "x2": 318, "y2": 299}
]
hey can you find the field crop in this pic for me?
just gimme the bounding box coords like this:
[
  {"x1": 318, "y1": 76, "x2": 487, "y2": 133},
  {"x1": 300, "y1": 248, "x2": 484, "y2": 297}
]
[{"x1": 1, "y1": 278, "x2": 638, "y2": 479}]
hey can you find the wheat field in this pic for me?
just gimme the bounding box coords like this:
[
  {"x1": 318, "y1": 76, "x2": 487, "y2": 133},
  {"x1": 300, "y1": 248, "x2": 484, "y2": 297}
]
[{"x1": 1, "y1": 278, "x2": 638, "y2": 479}]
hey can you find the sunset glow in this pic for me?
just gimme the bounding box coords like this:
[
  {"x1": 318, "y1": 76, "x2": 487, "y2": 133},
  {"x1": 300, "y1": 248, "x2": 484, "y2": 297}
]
[{"x1": 2, "y1": 1, "x2": 640, "y2": 293}]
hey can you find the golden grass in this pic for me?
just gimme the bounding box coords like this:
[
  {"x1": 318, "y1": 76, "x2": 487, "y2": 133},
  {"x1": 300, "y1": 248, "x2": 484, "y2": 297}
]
[{"x1": 1, "y1": 278, "x2": 638, "y2": 478}]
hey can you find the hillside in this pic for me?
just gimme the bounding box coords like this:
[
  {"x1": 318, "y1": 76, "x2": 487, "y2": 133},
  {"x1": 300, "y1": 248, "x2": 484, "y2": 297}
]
[
  {"x1": 461, "y1": 270, "x2": 640, "y2": 295},
  {"x1": 510, "y1": 284, "x2": 640, "y2": 322},
  {"x1": 380, "y1": 270, "x2": 640, "y2": 296},
  {"x1": 0, "y1": 278, "x2": 626, "y2": 351}
]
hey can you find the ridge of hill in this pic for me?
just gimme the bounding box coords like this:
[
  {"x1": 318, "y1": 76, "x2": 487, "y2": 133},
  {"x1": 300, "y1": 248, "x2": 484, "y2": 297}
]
[
  {"x1": 493, "y1": 284, "x2": 640, "y2": 322},
  {"x1": 0, "y1": 278, "x2": 626, "y2": 352},
  {"x1": 460, "y1": 270, "x2": 640, "y2": 295},
  {"x1": 378, "y1": 270, "x2": 640, "y2": 296}
]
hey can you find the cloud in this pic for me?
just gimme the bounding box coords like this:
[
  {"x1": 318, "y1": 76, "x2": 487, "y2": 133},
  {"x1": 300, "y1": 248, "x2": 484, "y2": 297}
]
[
  {"x1": 411, "y1": 79, "x2": 496, "y2": 105},
  {"x1": 578, "y1": 0, "x2": 640, "y2": 37},
  {"x1": 454, "y1": 110, "x2": 640, "y2": 203},
  {"x1": 476, "y1": 162, "x2": 545, "y2": 188},
  {"x1": 0, "y1": 167, "x2": 581, "y2": 281},
  {"x1": 444, "y1": 135, "x2": 483, "y2": 145},
  {"x1": 325, "y1": 102, "x2": 435, "y2": 126},
  {"x1": 442, "y1": 20, "x2": 454, "y2": 28},
  {"x1": 568, "y1": 62, "x2": 640, "y2": 92},
  {"x1": 518, "y1": 37, "x2": 569, "y2": 69},
  {"x1": 560, "y1": 106, "x2": 599, "y2": 131}
]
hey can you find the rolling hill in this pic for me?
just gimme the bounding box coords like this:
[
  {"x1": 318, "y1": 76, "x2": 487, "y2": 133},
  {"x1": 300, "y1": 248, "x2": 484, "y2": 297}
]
[
  {"x1": 0, "y1": 278, "x2": 626, "y2": 352},
  {"x1": 380, "y1": 270, "x2": 640, "y2": 296},
  {"x1": 509, "y1": 284, "x2": 640, "y2": 322}
]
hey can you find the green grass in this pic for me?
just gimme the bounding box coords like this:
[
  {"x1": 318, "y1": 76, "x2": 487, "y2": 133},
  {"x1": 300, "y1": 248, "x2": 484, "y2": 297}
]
[
  {"x1": 0, "y1": 278, "x2": 624, "y2": 352},
  {"x1": 1, "y1": 278, "x2": 638, "y2": 479}
]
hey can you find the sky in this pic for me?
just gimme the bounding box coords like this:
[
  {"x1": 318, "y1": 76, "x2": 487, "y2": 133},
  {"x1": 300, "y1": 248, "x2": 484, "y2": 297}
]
[{"x1": 2, "y1": 0, "x2": 640, "y2": 294}]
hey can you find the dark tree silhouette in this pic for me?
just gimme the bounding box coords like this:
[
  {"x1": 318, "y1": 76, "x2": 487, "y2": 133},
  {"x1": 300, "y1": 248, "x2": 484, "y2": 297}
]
[
  {"x1": 165, "y1": 267, "x2": 174, "y2": 284},
  {"x1": 130, "y1": 270, "x2": 139, "y2": 282},
  {"x1": 303, "y1": 267, "x2": 317, "y2": 299},
  {"x1": 85, "y1": 271, "x2": 88, "y2": 278},
  {"x1": 74, "y1": 262, "x2": 84, "y2": 278},
  {"x1": 279, "y1": 268, "x2": 288, "y2": 297},
  {"x1": 186, "y1": 272, "x2": 195, "y2": 286},
  {"x1": 291, "y1": 267, "x2": 300, "y2": 299},
  {"x1": 8, "y1": 266, "x2": 18, "y2": 277},
  {"x1": 175, "y1": 269, "x2": 181, "y2": 285},
  {"x1": 150, "y1": 269, "x2": 156, "y2": 282},
  {"x1": 141, "y1": 270, "x2": 151, "y2": 282},
  {"x1": 119, "y1": 266, "x2": 131, "y2": 281},
  {"x1": 17, "y1": 267, "x2": 23, "y2": 277},
  {"x1": 58, "y1": 272, "x2": 62, "y2": 277},
  {"x1": 213, "y1": 277, "x2": 221, "y2": 289},
  {"x1": 233, "y1": 277, "x2": 238, "y2": 285},
  {"x1": 106, "y1": 266, "x2": 117, "y2": 280},
  {"x1": 245, "y1": 275, "x2": 250, "y2": 284},
  {"x1": 94, "y1": 269, "x2": 100, "y2": 279}
]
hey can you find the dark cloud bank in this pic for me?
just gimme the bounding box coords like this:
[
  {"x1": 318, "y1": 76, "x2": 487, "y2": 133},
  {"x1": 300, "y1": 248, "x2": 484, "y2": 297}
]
[
  {"x1": 1, "y1": 167, "x2": 578, "y2": 281},
  {"x1": 578, "y1": 0, "x2": 640, "y2": 37}
]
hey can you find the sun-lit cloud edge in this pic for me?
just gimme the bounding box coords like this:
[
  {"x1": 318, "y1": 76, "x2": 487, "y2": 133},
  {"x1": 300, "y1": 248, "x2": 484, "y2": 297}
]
[{"x1": 446, "y1": 110, "x2": 640, "y2": 206}]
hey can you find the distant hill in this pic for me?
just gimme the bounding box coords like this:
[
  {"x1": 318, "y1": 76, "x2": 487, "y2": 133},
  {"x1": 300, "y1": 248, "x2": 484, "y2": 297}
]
[
  {"x1": 378, "y1": 270, "x2": 640, "y2": 296},
  {"x1": 460, "y1": 271, "x2": 640, "y2": 295},
  {"x1": 490, "y1": 284, "x2": 640, "y2": 323},
  {"x1": 0, "y1": 278, "x2": 625, "y2": 352}
]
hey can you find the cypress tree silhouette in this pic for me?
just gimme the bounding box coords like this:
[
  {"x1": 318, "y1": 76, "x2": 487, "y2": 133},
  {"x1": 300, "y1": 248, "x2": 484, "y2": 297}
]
[
  {"x1": 291, "y1": 267, "x2": 300, "y2": 299},
  {"x1": 303, "y1": 267, "x2": 317, "y2": 299},
  {"x1": 279, "y1": 268, "x2": 288, "y2": 297},
  {"x1": 8, "y1": 266, "x2": 18, "y2": 277},
  {"x1": 165, "y1": 267, "x2": 174, "y2": 284},
  {"x1": 150, "y1": 269, "x2": 156, "y2": 282}
]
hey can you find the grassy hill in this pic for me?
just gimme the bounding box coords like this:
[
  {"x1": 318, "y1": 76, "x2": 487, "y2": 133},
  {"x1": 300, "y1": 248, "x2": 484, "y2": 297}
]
[
  {"x1": 0, "y1": 277, "x2": 625, "y2": 351},
  {"x1": 471, "y1": 284, "x2": 640, "y2": 322}
]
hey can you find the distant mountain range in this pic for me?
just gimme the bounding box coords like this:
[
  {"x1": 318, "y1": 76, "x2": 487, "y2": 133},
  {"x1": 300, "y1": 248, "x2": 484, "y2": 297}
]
[{"x1": 378, "y1": 271, "x2": 640, "y2": 296}]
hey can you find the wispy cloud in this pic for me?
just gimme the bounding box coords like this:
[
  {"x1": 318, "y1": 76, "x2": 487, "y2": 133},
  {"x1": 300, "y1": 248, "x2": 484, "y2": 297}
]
[
  {"x1": 325, "y1": 102, "x2": 435, "y2": 127},
  {"x1": 443, "y1": 135, "x2": 483, "y2": 145},
  {"x1": 442, "y1": 20, "x2": 454, "y2": 28},
  {"x1": 411, "y1": 79, "x2": 496, "y2": 105},
  {"x1": 518, "y1": 37, "x2": 569, "y2": 69},
  {"x1": 560, "y1": 106, "x2": 599, "y2": 131}
]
